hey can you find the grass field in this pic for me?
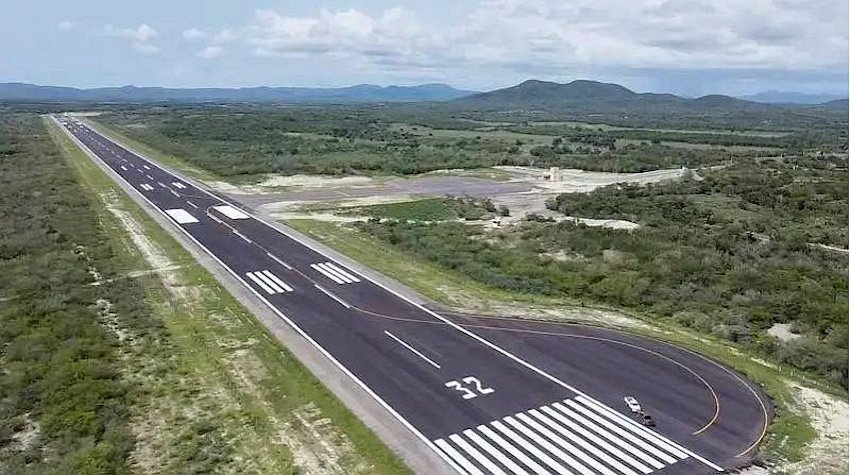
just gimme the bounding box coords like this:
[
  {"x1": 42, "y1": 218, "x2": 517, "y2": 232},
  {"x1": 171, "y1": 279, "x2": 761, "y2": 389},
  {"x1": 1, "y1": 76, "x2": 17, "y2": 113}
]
[{"x1": 47, "y1": 117, "x2": 411, "y2": 474}]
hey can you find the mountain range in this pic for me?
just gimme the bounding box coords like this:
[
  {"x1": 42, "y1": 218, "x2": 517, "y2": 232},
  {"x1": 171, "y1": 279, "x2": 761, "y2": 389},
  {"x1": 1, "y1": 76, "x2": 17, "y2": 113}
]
[
  {"x1": 0, "y1": 82, "x2": 476, "y2": 103},
  {"x1": 0, "y1": 80, "x2": 845, "y2": 115},
  {"x1": 450, "y1": 79, "x2": 845, "y2": 111}
]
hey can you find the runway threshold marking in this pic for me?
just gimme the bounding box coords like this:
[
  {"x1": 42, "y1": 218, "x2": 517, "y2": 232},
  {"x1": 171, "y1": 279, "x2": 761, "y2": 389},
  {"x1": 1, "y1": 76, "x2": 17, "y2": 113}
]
[
  {"x1": 434, "y1": 397, "x2": 691, "y2": 475},
  {"x1": 246, "y1": 270, "x2": 293, "y2": 294},
  {"x1": 310, "y1": 262, "x2": 360, "y2": 284},
  {"x1": 164, "y1": 208, "x2": 199, "y2": 224},
  {"x1": 384, "y1": 330, "x2": 441, "y2": 369}
]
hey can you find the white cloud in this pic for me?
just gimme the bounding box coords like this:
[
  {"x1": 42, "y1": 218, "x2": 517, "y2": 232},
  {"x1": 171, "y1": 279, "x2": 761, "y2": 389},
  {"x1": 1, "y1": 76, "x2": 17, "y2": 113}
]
[
  {"x1": 196, "y1": 45, "x2": 224, "y2": 59},
  {"x1": 222, "y1": 1, "x2": 846, "y2": 75},
  {"x1": 182, "y1": 27, "x2": 206, "y2": 40},
  {"x1": 104, "y1": 23, "x2": 160, "y2": 54},
  {"x1": 57, "y1": 20, "x2": 74, "y2": 31},
  {"x1": 104, "y1": 23, "x2": 157, "y2": 42},
  {"x1": 133, "y1": 42, "x2": 161, "y2": 54}
]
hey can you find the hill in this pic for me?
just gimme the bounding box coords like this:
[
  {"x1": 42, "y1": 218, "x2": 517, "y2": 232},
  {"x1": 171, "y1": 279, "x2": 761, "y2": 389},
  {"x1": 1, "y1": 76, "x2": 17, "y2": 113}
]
[
  {"x1": 446, "y1": 79, "x2": 847, "y2": 129},
  {"x1": 0, "y1": 82, "x2": 477, "y2": 103}
]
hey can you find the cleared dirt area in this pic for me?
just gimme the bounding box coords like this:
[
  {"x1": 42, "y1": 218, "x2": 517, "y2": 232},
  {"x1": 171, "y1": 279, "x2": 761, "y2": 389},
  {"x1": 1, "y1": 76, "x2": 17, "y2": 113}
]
[{"x1": 210, "y1": 166, "x2": 688, "y2": 229}]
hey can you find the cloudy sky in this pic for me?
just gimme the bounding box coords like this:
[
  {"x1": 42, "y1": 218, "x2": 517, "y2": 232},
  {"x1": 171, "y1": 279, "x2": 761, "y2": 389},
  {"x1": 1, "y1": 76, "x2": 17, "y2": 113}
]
[{"x1": 3, "y1": 0, "x2": 847, "y2": 96}]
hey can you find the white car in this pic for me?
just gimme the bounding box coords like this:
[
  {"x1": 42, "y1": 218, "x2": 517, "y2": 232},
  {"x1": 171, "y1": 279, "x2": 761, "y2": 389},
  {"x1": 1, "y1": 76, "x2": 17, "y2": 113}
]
[{"x1": 624, "y1": 396, "x2": 642, "y2": 413}]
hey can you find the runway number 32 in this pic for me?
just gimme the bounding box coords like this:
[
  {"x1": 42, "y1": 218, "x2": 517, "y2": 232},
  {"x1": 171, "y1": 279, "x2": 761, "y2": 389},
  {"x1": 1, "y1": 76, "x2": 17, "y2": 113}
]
[{"x1": 445, "y1": 376, "x2": 495, "y2": 400}]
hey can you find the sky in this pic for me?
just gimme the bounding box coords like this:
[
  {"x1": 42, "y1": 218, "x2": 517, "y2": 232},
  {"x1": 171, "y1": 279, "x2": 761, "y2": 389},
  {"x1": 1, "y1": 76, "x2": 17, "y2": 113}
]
[{"x1": 2, "y1": 0, "x2": 848, "y2": 97}]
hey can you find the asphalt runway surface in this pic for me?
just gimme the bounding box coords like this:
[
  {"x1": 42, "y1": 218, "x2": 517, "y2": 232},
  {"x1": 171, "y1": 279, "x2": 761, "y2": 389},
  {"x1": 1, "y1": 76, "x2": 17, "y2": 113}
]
[{"x1": 57, "y1": 116, "x2": 772, "y2": 475}]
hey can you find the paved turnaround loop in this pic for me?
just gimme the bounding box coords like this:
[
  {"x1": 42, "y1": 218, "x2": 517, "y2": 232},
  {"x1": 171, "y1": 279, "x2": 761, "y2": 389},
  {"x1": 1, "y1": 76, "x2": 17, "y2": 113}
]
[{"x1": 56, "y1": 116, "x2": 771, "y2": 475}]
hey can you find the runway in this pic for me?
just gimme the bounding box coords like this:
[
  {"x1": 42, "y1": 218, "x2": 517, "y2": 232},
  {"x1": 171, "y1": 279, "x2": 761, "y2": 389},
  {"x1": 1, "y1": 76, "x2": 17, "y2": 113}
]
[{"x1": 55, "y1": 115, "x2": 772, "y2": 475}]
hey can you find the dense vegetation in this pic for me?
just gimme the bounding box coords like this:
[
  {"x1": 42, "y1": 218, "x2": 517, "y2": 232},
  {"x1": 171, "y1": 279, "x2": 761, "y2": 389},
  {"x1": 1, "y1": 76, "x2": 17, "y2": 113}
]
[
  {"x1": 0, "y1": 114, "x2": 151, "y2": 472},
  {"x1": 95, "y1": 106, "x2": 800, "y2": 177},
  {"x1": 356, "y1": 159, "x2": 848, "y2": 387}
]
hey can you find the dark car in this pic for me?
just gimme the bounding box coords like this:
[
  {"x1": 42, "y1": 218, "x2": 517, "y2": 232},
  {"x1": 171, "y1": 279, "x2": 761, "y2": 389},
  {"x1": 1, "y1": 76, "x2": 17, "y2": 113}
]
[{"x1": 639, "y1": 412, "x2": 656, "y2": 427}]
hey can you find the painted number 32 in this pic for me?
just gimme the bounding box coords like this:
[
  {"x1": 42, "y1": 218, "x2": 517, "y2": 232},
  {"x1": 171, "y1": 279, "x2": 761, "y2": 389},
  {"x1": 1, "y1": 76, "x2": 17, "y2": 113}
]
[{"x1": 445, "y1": 376, "x2": 495, "y2": 400}]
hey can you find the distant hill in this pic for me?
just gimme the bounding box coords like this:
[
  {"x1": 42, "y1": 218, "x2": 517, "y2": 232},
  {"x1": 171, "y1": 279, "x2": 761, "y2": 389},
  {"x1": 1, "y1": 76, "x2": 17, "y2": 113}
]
[
  {"x1": 0, "y1": 82, "x2": 477, "y2": 103},
  {"x1": 446, "y1": 79, "x2": 847, "y2": 130},
  {"x1": 452, "y1": 79, "x2": 771, "y2": 111},
  {"x1": 738, "y1": 90, "x2": 848, "y2": 105}
]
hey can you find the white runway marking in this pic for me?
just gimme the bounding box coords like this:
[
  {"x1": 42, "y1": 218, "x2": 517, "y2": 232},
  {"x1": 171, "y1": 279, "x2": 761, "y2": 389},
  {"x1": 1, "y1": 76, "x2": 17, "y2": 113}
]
[
  {"x1": 313, "y1": 284, "x2": 351, "y2": 308},
  {"x1": 433, "y1": 397, "x2": 689, "y2": 475},
  {"x1": 139, "y1": 184, "x2": 154, "y2": 191},
  {"x1": 164, "y1": 208, "x2": 199, "y2": 224},
  {"x1": 233, "y1": 230, "x2": 252, "y2": 243},
  {"x1": 266, "y1": 252, "x2": 293, "y2": 270},
  {"x1": 170, "y1": 190, "x2": 180, "y2": 197},
  {"x1": 146, "y1": 174, "x2": 154, "y2": 180},
  {"x1": 384, "y1": 331, "x2": 441, "y2": 369},
  {"x1": 172, "y1": 182, "x2": 187, "y2": 189},
  {"x1": 310, "y1": 262, "x2": 360, "y2": 284},
  {"x1": 120, "y1": 165, "x2": 127, "y2": 171},
  {"x1": 143, "y1": 164, "x2": 150, "y2": 170},
  {"x1": 246, "y1": 270, "x2": 293, "y2": 294},
  {"x1": 213, "y1": 205, "x2": 250, "y2": 219},
  {"x1": 186, "y1": 200, "x2": 198, "y2": 209}
]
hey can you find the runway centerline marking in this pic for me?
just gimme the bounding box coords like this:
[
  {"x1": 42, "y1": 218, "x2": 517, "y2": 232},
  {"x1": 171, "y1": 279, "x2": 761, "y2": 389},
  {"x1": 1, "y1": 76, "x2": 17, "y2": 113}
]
[
  {"x1": 313, "y1": 284, "x2": 351, "y2": 308},
  {"x1": 384, "y1": 330, "x2": 441, "y2": 369}
]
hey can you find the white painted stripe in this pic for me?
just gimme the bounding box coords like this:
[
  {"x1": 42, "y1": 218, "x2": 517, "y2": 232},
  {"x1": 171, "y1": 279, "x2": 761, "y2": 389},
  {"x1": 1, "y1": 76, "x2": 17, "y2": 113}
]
[
  {"x1": 254, "y1": 271, "x2": 285, "y2": 293},
  {"x1": 234, "y1": 231, "x2": 252, "y2": 243},
  {"x1": 464, "y1": 429, "x2": 531, "y2": 475},
  {"x1": 384, "y1": 331, "x2": 441, "y2": 369},
  {"x1": 491, "y1": 420, "x2": 572, "y2": 475},
  {"x1": 170, "y1": 190, "x2": 180, "y2": 197},
  {"x1": 478, "y1": 425, "x2": 551, "y2": 475},
  {"x1": 146, "y1": 174, "x2": 154, "y2": 180},
  {"x1": 435, "y1": 439, "x2": 483, "y2": 475},
  {"x1": 317, "y1": 262, "x2": 355, "y2": 284},
  {"x1": 164, "y1": 208, "x2": 199, "y2": 224},
  {"x1": 504, "y1": 415, "x2": 595, "y2": 475},
  {"x1": 516, "y1": 413, "x2": 620, "y2": 475},
  {"x1": 158, "y1": 182, "x2": 168, "y2": 188},
  {"x1": 540, "y1": 405, "x2": 652, "y2": 474},
  {"x1": 172, "y1": 182, "x2": 186, "y2": 189},
  {"x1": 575, "y1": 397, "x2": 689, "y2": 460},
  {"x1": 143, "y1": 164, "x2": 150, "y2": 170},
  {"x1": 267, "y1": 252, "x2": 293, "y2": 270},
  {"x1": 212, "y1": 205, "x2": 250, "y2": 219},
  {"x1": 137, "y1": 169, "x2": 144, "y2": 174},
  {"x1": 324, "y1": 262, "x2": 361, "y2": 282},
  {"x1": 313, "y1": 284, "x2": 351, "y2": 308},
  {"x1": 120, "y1": 165, "x2": 127, "y2": 171},
  {"x1": 563, "y1": 400, "x2": 676, "y2": 464},
  {"x1": 186, "y1": 200, "x2": 198, "y2": 209},
  {"x1": 246, "y1": 272, "x2": 275, "y2": 294},
  {"x1": 261, "y1": 270, "x2": 293, "y2": 292},
  {"x1": 551, "y1": 402, "x2": 662, "y2": 470},
  {"x1": 311, "y1": 263, "x2": 345, "y2": 284},
  {"x1": 450, "y1": 434, "x2": 508, "y2": 475}
]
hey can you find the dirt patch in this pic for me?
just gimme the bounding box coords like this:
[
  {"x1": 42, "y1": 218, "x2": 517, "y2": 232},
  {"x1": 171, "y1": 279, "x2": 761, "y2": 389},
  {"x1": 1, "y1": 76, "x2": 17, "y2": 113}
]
[
  {"x1": 767, "y1": 323, "x2": 802, "y2": 342},
  {"x1": 781, "y1": 383, "x2": 849, "y2": 475}
]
